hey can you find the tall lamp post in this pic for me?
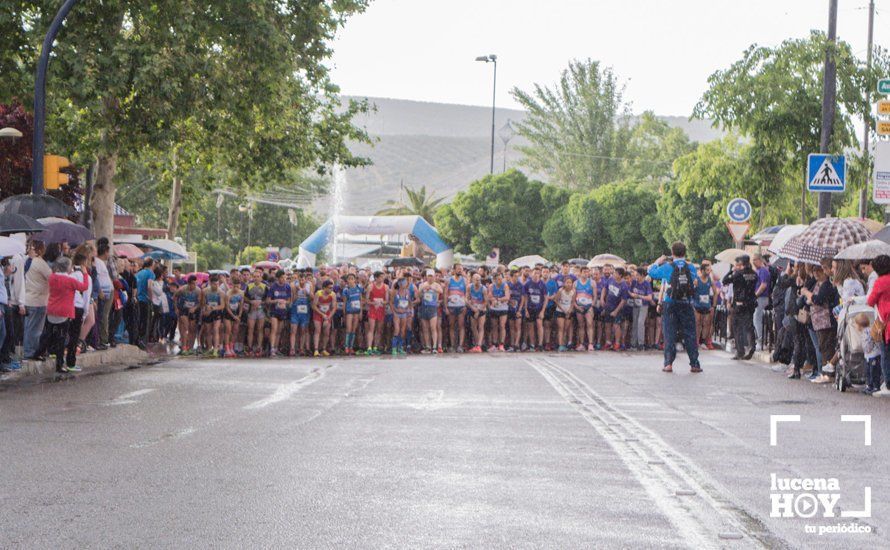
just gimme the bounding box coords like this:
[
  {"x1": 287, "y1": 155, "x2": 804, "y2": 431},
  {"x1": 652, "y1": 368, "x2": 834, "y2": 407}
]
[
  {"x1": 498, "y1": 120, "x2": 515, "y2": 173},
  {"x1": 475, "y1": 54, "x2": 497, "y2": 174}
]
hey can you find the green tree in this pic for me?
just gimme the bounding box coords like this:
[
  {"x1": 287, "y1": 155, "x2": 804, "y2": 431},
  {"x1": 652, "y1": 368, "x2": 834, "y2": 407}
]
[
  {"x1": 435, "y1": 170, "x2": 570, "y2": 259},
  {"x1": 236, "y1": 246, "x2": 267, "y2": 266},
  {"x1": 621, "y1": 112, "x2": 696, "y2": 182},
  {"x1": 511, "y1": 59, "x2": 631, "y2": 189},
  {"x1": 375, "y1": 185, "x2": 445, "y2": 225},
  {"x1": 544, "y1": 181, "x2": 665, "y2": 263},
  {"x1": 0, "y1": 1, "x2": 370, "y2": 240},
  {"x1": 657, "y1": 183, "x2": 733, "y2": 262},
  {"x1": 693, "y1": 32, "x2": 890, "y2": 221},
  {"x1": 194, "y1": 240, "x2": 233, "y2": 271}
]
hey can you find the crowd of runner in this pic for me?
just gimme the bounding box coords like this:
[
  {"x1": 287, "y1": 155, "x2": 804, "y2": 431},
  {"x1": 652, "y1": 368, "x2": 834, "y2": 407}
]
[{"x1": 163, "y1": 255, "x2": 716, "y2": 358}]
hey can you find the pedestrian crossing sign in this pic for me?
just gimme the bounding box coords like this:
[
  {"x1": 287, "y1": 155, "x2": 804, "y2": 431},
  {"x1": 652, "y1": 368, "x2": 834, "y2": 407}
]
[{"x1": 807, "y1": 154, "x2": 846, "y2": 193}]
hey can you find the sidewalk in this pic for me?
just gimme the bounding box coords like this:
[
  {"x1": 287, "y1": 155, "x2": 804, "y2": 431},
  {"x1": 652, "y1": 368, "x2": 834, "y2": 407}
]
[{"x1": 0, "y1": 344, "x2": 155, "y2": 387}]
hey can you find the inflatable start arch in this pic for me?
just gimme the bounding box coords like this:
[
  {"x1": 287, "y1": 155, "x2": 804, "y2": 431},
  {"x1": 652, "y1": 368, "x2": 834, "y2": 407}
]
[{"x1": 297, "y1": 215, "x2": 453, "y2": 268}]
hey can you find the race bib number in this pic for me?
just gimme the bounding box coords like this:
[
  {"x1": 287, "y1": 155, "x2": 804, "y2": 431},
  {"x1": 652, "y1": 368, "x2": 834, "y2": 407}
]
[
  {"x1": 448, "y1": 294, "x2": 465, "y2": 307},
  {"x1": 398, "y1": 298, "x2": 409, "y2": 309},
  {"x1": 609, "y1": 285, "x2": 620, "y2": 297},
  {"x1": 373, "y1": 298, "x2": 384, "y2": 306},
  {"x1": 577, "y1": 295, "x2": 592, "y2": 306},
  {"x1": 296, "y1": 304, "x2": 308, "y2": 314},
  {"x1": 698, "y1": 294, "x2": 710, "y2": 304},
  {"x1": 423, "y1": 291, "x2": 436, "y2": 303},
  {"x1": 350, "y1": 300, "x2": 361, "y2": 311},
  {"x1": 319, "y1": 304, "x2": 330, "y2": 313},
  {"x1": 276, "y1": 299, "x2": 286, "y2": 309},
  {"x1": 530, "y1": 294, "x2": 541, "y2": 304}
]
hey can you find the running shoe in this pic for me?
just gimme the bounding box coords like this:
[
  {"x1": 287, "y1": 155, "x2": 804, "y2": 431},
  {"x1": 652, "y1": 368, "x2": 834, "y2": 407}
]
[
  {"x1": 498, "y1": 344, "x2": 505, "y2": 352},
  {"x1": 67, "y1": 365, "x2": 82, "y2": 373},
  {"x1": 313, "y1": 350, "x2": 320, "y2": 357},
  {"x1": 587, "y1": 344, "x2": 594, "y2": 352},
  {"x1": 322, "y1": 350, "x2": 330, "y2": 357},
  {"x1": 437, "y1": 347, "x2": 444, "y2": 354},
  {"x1": 575, "y1": 344, "x2": 585, "y2": 352},
  {"x1": 558, "y1": 345, "x2": 567, "y2": 352}
]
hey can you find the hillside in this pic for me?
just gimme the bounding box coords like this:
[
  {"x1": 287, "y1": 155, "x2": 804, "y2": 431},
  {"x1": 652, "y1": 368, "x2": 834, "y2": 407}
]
[{"x1": 315, "y1": 97, "x2": 723, "y2": 217}]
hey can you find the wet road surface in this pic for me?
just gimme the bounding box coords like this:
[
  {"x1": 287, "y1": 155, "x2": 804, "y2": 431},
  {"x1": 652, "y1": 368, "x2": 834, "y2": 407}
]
[{"x1": 1, "y1": 349, "x2": 887, "y2": 548}]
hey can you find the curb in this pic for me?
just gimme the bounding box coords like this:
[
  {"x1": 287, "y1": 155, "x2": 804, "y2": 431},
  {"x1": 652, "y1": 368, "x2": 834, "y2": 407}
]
[{"x1": 0, "y1": 344, "x2": 157, "y2": 388}]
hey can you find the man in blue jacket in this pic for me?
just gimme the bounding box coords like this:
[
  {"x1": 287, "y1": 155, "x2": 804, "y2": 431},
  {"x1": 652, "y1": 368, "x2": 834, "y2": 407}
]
[{"x1": 648, "y1": 241, "x2": 702, "y2": 373}]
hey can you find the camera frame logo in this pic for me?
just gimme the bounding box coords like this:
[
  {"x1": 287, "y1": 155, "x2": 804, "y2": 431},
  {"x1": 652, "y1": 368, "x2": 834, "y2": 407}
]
[{"x1": 769, "y1": 414, "x2": 872, "y2": 536}]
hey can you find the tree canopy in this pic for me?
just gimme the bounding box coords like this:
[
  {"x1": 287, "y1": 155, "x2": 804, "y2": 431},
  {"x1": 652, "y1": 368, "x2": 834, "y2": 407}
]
[
  {"x1": 511, "y1": 59, "x2": 632, "y2": 190},
  {"x1": 435, "y1": 170, "x2": 570, "y2": 259},
  {"x1": 0, "y1": 1, "x2": 371, "y2": 240}
]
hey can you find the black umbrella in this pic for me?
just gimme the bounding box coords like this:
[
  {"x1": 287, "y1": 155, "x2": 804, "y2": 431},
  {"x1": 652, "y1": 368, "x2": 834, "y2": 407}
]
[
  {"x1": 0, "y1": 213, "x2": 45, "y2": 235},
  {"x1": 567, "y1": 257, "x2": 589, "y2": 267},
  {"x1": 0, "y1": 194, "x2": 75, "y2": 219},
  {"x1": 384, "y1": 257, "x2": 426, "y2": 268},
  {"x1": 34, "y1": 221, "x2": 93, "y2": 245}
]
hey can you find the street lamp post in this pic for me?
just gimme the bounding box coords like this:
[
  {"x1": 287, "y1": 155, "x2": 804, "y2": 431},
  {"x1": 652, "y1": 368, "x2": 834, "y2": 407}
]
[
  {"x1": 31, "y1": 0, "x2": 80, "y2": 195},
  {"x1": 476, "y1": 54, "x2": 497, "y2": 174},
  {"x1": 498, "y1": 120, "x2": 515, "y2": 173}
]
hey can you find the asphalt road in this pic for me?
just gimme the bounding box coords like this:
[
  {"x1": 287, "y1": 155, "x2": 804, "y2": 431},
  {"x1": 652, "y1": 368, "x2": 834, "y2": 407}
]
[{"x1": 1, "y1": 349, "x2": 887, "y2": 549}]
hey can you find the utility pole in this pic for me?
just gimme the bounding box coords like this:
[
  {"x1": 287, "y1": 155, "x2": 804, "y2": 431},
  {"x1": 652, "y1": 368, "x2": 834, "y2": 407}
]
[
  {"x1": 817, "y1": 0, "x2": 838, "y2": 218},
  {"x1": 860, "y1": 0, "x2": 875, "y2": 219}
]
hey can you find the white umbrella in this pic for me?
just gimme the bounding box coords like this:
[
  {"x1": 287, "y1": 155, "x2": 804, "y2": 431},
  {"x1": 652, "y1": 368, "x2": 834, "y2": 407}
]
[
  {"x1": 714, "y1": 248, "x2": 747, "y2": 263},
  {"x1": 710, "y1": 261, "x2": 731, "y2": 280},
  {"x1": 36, "y1": 216, "x2": 75, "y2": 225},
  {"x1": 0, "y1": 236, "x2": 26, "y2": 257},
  {"x1": 141, "y1": 238, "x2": 188, "y2": 258},
  {"x1": 508, "y1": 255, "x2": 549, "y2": 269},
  {"x1": 588, "y1": 254, "x2": 626, "y2": 268},
  {"x1": 767, "y1": 224, "x2": 807, "y2": 255},
  {"x1": 834, "y1": 239, "x2": 890, "y2": 261}
]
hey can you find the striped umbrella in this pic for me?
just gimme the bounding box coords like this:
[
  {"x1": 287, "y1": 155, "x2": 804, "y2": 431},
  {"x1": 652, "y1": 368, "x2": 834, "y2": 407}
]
[{"x1": 778, "y1": 217, "x2": 871, "y2": 265}]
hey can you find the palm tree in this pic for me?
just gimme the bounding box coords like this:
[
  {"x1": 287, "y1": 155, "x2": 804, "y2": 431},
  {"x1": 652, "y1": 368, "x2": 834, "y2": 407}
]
[{"x1": 375, "y1": 185, "x2": 445, "y2": 225}]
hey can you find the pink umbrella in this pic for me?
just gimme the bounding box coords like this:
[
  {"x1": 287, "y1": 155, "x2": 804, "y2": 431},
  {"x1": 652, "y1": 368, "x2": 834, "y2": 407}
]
[
  {"x1": 253, "y1": 260, "x2": 280, "y2": 271},
  {"x1": 186, "y1": 272, "x2": 210, "y2": 285},
  {"x1": 114, "y1": 243, "x2": 145, "y2": 258}
]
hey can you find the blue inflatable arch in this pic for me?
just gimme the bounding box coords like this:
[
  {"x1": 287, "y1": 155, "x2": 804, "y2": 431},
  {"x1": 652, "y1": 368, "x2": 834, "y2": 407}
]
[{"x1": 297, "y1": 215, "x2": 453, "y2": 268}]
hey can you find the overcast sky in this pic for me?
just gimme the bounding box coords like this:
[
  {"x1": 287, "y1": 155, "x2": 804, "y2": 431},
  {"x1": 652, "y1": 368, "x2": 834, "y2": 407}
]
[{"x1": 329, "y1": 0, "x2": 886, "y2": 116}]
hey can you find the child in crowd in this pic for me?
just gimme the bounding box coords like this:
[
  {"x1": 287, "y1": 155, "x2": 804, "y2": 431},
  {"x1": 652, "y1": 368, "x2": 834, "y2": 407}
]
[{"x1": 855, "y1": 313, "x2": 882, "y2": 394}]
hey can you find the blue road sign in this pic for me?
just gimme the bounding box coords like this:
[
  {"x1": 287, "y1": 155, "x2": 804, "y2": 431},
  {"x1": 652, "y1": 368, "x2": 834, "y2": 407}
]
[
  {"x1": 807, "y1": 154, "x2": 846, "y2": 193},
  {"x1": 726, "y1": 198, "x2": 752, "y2": 223}
]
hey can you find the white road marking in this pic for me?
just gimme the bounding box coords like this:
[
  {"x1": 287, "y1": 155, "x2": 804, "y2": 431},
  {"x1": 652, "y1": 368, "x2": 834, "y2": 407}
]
[
  {"x1": 104, "y1": 388, "x2": 156, "y2": 406},
  {"x1": 528, "y1": 357, "x2": 782, "y2": 549},
  {"x1": 243, "y1": 365, "x2": 333, "y2": 410}
]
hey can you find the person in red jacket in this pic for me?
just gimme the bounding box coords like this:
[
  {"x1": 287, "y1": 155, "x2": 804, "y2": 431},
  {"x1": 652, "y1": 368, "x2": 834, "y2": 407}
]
[
  {"x1": 866, "y1": 254, "x2": 890, "y2": 397},
  {"x1": 34, "y1": 257, "x2": 90, "y2": 373}
]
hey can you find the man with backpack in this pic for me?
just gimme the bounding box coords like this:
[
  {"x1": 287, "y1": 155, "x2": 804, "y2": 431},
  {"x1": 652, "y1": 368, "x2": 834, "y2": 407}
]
[{"x1": 648, "y1": 241, "x2": 702, "y2": 373}]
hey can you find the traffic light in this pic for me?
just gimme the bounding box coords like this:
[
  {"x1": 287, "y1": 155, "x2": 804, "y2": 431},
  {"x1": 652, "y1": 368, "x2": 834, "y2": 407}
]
[{"x1": 43, "y1": 155, "x2": 70, "y2": 190}]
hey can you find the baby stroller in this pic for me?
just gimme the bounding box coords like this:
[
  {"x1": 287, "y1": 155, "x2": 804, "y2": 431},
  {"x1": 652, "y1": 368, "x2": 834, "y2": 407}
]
[{"x1": 835, "y1": 298, "x2": 873, "y2": 392}]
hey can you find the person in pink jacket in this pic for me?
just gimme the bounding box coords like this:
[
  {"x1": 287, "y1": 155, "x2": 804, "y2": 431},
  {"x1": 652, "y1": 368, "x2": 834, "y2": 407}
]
[{"x1": 34, "y1": 257, "x2": 90, "y2": 373}]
